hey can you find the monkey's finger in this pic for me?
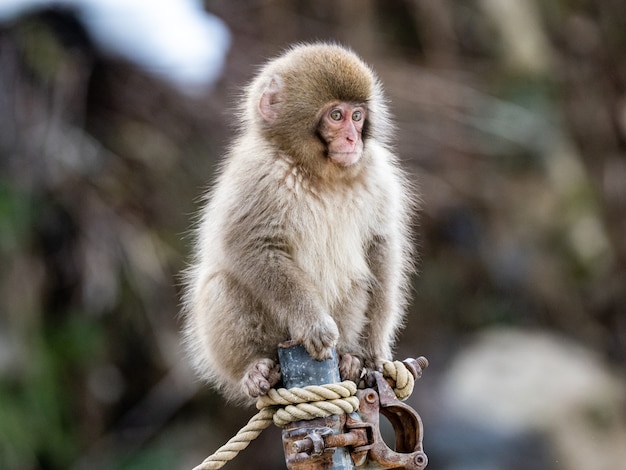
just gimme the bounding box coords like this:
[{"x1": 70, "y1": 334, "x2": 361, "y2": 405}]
[{"x1": 305, "y1": 342, "x2": 334, "y2": 361}]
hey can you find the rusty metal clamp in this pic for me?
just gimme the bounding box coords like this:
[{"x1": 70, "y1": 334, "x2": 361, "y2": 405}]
[
  {"x1": 280, "y1": 347, "x2": 428, "y2": 469},
  {"x1": 346, "y1": 369, "x2": 428, "y2": 469}
]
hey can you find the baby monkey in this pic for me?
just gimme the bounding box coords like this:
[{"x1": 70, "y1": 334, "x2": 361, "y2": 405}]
[{"x1": 183, "y1": 43, "x2": 415, "y2": 403}]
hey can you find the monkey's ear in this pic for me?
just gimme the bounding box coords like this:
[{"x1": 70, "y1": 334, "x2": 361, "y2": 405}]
[{"x1": 258, "y1": 75, "x2": 283, "y2": 122}]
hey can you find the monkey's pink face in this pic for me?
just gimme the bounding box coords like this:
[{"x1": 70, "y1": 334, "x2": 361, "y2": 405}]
[{"x1": 319, "y1": 102, "x2": 366, "y2": 167}]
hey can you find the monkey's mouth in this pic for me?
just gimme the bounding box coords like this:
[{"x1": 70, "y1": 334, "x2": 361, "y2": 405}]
[{"x1": 328, "y1": 151, "x2": 361, "y2": 167}]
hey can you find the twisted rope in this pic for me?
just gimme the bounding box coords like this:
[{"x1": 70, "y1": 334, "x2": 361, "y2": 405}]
[
  {"x1": 192, "y1": 362, "x2": 416, "y2": 469},
  {"x1": 257, "y1": 381, "x2": 359, "y2": 427},
  {"x1": 192, "y1": 381, "x2": 358, "y2": 470},
  {"x1": 192, "y1": 408, "x2": 275, "y2": 470},
  {"x1": 381, "y1": 360, "x2": 415, "y2": 401}
]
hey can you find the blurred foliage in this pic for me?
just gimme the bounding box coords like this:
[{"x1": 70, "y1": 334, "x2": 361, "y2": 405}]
[{"x1": 0, "y1": 1, "x2": 625, "y2": 469}]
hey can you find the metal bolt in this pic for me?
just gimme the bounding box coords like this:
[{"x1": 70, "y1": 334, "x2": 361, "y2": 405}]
[
  {"x1": 414, "y1": 451, "x2": 428, "y2": 467},
  {"x1": 291, "y1": 437, "x2": 313, "y2": 454},
  {"x1": 402, "y1": 356, "x2": 429, "y2": 380}
]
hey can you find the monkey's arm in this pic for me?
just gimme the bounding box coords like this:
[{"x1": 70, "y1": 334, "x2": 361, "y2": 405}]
[{"x1": 224, "y1": 223, "x2": 339, "y2": 359}]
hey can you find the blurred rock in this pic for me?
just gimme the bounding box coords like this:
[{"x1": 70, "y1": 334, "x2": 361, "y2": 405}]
[{"x1": 432, "y1": 328, "x2": 626, "y2": 470}]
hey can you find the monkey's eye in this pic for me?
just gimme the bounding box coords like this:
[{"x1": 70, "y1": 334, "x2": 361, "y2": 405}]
[
  {"x1": 330, "y1": 110, "x2": 343, "y2": 121},
  {"x1": 352, "y1": 110, "x2": 363, "y2": 122}
]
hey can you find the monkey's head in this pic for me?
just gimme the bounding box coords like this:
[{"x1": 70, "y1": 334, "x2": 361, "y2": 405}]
[{"x1": 243, "y1": 43, "x2": 393, "y2": 177}]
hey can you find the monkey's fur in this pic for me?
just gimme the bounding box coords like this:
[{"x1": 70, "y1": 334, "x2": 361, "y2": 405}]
[{"x1": 182, "y1": 43, "x2": 416, "y2": 404}]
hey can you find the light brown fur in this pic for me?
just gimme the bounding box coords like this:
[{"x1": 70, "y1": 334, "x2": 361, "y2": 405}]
[{"x1": 182, "y1": 43, "x2": 416, "y2": 404}]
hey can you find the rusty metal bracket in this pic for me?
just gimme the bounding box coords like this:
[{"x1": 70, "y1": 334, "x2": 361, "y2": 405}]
[
  {"x1": 346, "y1": 370, "x2": 428, "y2": 469},
  {"x1": 278, "y1": 344, "x2": 428, "y2": 469},
  {"x1": 286, "y1": 370, "x2": 429, "y2": 469}
]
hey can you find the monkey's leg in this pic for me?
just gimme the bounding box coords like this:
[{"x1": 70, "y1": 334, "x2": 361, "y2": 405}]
[
  {"x1": 363, "y1": 234, "x2": 403, "y2": 368},
  {"x1": 332, "y1": 281, "x2": 368, "y2": 382},
  {"x1": 338, "y1": 353, "x2": 363, "y2": 382},
  {"x1": 200, "y1": 272, "x2": 284, "y2": 400}
]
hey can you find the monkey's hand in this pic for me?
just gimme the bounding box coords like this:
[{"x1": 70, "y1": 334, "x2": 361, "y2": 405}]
[{"x1": 294, "y1": 314, "x2": 339, "y2": 360}]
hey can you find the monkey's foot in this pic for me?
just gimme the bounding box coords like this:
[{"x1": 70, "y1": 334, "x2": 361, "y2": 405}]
[
  {"x1": 339, "y1": 353, "x2": 364, "y2": 383},
  {"x1": 241, "y1": 358, "x2": 281, "y2": 398}
]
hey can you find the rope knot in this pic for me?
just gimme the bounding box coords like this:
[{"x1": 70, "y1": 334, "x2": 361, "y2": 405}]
[{"x1": 381, "y1": 360, "x2": 415, "y2": 400}]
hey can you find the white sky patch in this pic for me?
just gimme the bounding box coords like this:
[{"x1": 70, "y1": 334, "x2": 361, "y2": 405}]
[{"x1": 0, "y1": 0, "x2": 231, "y2": 93}]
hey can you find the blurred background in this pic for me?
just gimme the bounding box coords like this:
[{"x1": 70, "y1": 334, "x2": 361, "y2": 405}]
[{"x1": 1, "y1": 0, "x2": 625, "y2": 469}]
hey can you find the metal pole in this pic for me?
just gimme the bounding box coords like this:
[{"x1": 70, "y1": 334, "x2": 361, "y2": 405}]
[{"x1": 278, "y1": 342, "x2": 356, "y2": 470}]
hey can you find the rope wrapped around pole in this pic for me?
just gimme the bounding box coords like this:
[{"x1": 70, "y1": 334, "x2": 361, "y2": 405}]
[
  {"x1": 192, "y1": 362, "x2": 416, "y2": 469},
  {"x1": 192, "y1": 381, "x2": 359, "y2": 470},
  {"x1": 258, "y1": 380, "x2": 359, "y2": 427}
]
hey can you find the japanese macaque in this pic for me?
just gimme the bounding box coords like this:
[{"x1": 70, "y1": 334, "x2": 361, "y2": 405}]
[{"x1": 182, "y1": 43, "x2": 416, "y2": 404}]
